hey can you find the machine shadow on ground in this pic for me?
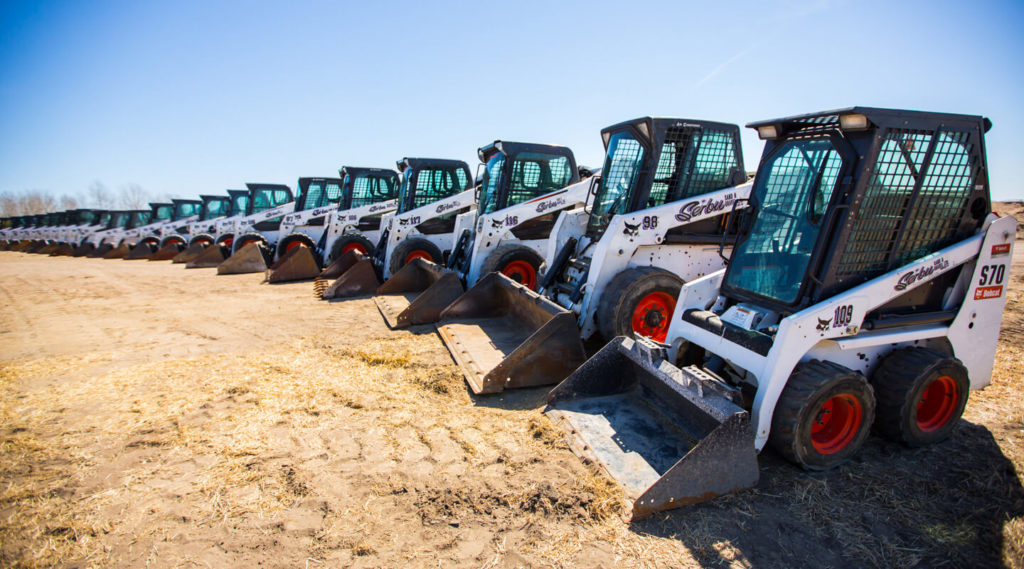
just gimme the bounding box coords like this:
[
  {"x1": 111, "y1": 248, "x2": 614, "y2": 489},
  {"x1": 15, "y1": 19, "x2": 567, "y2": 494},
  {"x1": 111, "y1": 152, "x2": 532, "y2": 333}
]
[{"x1": 631, "y1": 420, "x2": 1023, "y2": 569}]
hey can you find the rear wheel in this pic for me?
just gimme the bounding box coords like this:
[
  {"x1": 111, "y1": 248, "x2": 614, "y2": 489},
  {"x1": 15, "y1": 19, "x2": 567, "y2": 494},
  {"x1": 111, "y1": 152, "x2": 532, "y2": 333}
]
[
  {"x1": 389, "y1": 238, "x2": 442, "y2": 276},
  {"x1": 480, "y1": 245, "x2": 545, "y2": 290},
  {"x1": 769, "y1": 360, "x2": 875, "y2": 470},
  {"x1": 234, "y1": 232, "x2": 267, "y2": 253},
  {"x1": 871, "y1": 348, "x2": 969, "y2": 447},
  {"x1": 277, "y1": 234, "x2": 316, "y2": 258},
  {"x1": 329, "y1": 234, "x2": 375, "y2": 263},
  {"x1": 596, "y1": 267, "x2": 683, "y2": 342}
]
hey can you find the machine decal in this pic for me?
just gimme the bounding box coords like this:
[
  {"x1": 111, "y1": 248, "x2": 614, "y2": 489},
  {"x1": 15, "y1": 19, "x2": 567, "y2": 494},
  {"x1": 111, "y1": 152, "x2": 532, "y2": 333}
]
[
  {"x1": 992, "y1": 243, "x2": 1011, "y2": 256},
  {"x1": 894, "y1": 257, "x2": 950, "y2": 291},
  {"x1": 974, "y1": 285, "x2": 1004, "y2": 300},
  {"x1": 642, "y1": 215, "x2": 658, "y2": 230},
  {"x1": 674, "y1": 192, "x2": 737, "y2": 223},
  {"x1": 369, "y1": 203, "x2": 390, "y2": 213},
  {"x1": 832, "y1": 304, "x2": 853, "y2": 328},
  {"x1": 623, "y1": 221, "x2": 640, "y2": 236},
  {"x1": 536, "y1": 197, "x2": 566, "y2": 213},
  {"x1": 490, "y1": 218, "x2": 504, "y2": 230},
  {"x1": 816, "y1": 317, "x2": 832, "y2": 332},
  {"x1": 435, "y1": 201, "x2": 461, "y2": 214}
]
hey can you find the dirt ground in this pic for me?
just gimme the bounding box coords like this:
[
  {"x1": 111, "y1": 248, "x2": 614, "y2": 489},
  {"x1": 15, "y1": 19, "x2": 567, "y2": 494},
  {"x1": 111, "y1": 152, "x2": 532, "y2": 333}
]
[{"x1": 1, "y1": 220, "x2": 1023, "y2": 568}]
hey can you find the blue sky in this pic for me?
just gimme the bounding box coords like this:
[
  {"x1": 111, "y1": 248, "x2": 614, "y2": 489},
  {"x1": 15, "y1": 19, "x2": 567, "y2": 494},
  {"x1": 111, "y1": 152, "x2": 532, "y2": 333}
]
[{"x1": 1, "y1": 0, "x2": 1022, "y2": 202}]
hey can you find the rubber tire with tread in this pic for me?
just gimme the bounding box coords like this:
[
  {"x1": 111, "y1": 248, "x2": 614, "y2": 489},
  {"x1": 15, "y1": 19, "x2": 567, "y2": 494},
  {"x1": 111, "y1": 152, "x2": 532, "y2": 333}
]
[
  {"x1": 329, "y1": 234, "x2": 375, "y2": 263},
  {"x1": 871, "y1": 347, "x2": 969, "y2": 447},
  {"x1": 388, "y1": 238, "x2": 442, "y2": 276},
  {"x1": 769, "y1": 360, "x2": 876, "y2": 470},
  {"x1": 277, "y1": 233, "x2": 316, "y2": 259},
  {"x1": 233, "y1": 232, "x2": 267, "y2": 254},
  {"x1": 479, "y1": 244, "x2": 545, "y2": 290},
  {"x1": 596, "y1": 266, "x2": 684, "y2": 342},
  {"x1": 191, "y1": 233, "x2": 216, "y2": 247}
]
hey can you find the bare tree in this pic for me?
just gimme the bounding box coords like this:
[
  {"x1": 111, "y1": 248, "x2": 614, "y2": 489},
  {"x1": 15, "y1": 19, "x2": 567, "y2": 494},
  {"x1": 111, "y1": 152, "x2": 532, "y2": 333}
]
[
  {"x1": 87, "y1": 181, "x2": 115, "y2": 209},
  {"x1": 21, "y1": 191, "x2": 56, "y2": 214},
  {"x1": 59, "y1": 194, "x2": 79, "y2": 210},
  {"x1": 118, "y1": 183, "x2": 150, "y2": 209},
  {"x1": 0, "y1": 192, "x2": 18, "y2": 216}
]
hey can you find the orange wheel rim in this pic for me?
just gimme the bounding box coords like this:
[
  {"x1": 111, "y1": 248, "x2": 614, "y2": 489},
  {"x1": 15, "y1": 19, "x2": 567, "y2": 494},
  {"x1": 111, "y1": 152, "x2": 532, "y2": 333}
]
[
  {"x1": 285, "y1": 241, "x2": 305, "y2": 252},
  {"x1": 343, "y1": 242, "x2": 367, "y2": 254},
  {"x1": 630, "y1": 291, "x2": 676, "y2": 342},
  {"x1": 501, "y1": 260, "x2": 538, "y2": 290},
  {"x1": 917, "y1": 375, "x2": 959, "y2": 432},
  {"x1": 811, "y1": 393, "x2": 863, "y2": 454},
  {"x1": 404, "y1": 250, "x2": 432, "y2": 264}
]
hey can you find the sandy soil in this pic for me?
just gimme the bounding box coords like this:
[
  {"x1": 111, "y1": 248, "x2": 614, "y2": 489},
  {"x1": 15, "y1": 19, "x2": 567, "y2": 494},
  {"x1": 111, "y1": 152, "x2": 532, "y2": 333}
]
[{"x1": 1, "y1": 231, "x2": 1022, "y2": 568}]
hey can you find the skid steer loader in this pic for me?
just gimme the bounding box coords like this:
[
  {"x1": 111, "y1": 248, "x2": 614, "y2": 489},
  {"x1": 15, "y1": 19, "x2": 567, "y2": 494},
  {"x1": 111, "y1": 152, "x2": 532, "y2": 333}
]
[
  {"x1": 438, "y1": 117, "x2": 753, "y2": 393},
  {"x1": 215, "y1": 183, "x2": 294, "y2": 274},
  {"x1": 267, "y1": 168, "x2": 399, "y2": 283},
  {"x1": 321, "y1": 158, "x2": 474, "y2": 299},
  {"x1": 544, "y1": 107, "x2": 1016, "y2": 520},
  {"x1": 184, "y1": 190, "x2": 251, "y2": 268},
  {"x1": 85, "y1": 210, "x2": 150, "y2": 258},
  {"x1": 70, "y1": 211, "x2": 112, "y2": 256},
  {"x1": 173, "y1": 194, "x2": 233, "y2": 263},
  {"x1": 47, "y1": 210, "x2": 102, "y2": 255},
  {"x1": 124, "y1": 199, "x2": 202, "y2": 260}
]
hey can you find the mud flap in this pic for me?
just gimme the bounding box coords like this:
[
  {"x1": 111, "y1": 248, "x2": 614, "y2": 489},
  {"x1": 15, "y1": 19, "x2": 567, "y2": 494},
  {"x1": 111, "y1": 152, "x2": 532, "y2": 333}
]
[
  {"x1": 436, "y1": 272, "x2": 586, "y2": 394},
  {"x1": 173, "y1": 242, "x2": 206, "y2": 264},
  {"x1": 147, "y1": 243, "x2": 181, "y2": 261},
  {"x1": 545, "y1": 336, "x2": 759, "y2": 521},
  {"x1": 321, "y1": 253, "x2": 381, "y2": 299},
  {"x1": 373, "y1": 259, "x2": 464, "y2": 328},
  {"x1": 217, "y1": 242, "x2": 271, "y2": 274},
  {"x1": 265, "y1": 245, "x2": 321, "y2": 283},
  {"x1": 102, "y1": 243, "x2": 132, "y2": 259},
  {"x1": 87, "y1": 243, "x2": 113, "y2": 258},
  {"x1": 123, "y1": 243, "x2": 155, "y2": 260},
  {"x1": 185, "y1": 244, "x2": 227, "y2": 268}
]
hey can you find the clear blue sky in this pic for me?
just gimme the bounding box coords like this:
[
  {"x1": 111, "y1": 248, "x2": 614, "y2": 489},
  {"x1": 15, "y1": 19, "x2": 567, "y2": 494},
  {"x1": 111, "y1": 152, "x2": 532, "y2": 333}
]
[{"x1": 1, "y1": 0, "x2": 1022, "y2": 202}]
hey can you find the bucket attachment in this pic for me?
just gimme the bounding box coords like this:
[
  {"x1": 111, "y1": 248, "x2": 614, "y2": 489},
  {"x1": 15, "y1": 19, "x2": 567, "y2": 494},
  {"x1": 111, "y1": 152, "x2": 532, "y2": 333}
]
[
  {"x1": 545, "y1": 336, "x2": 758, "y2": 521},
  {"x1": 319, "y1": 250, "x2": 363, "y2": 279},
  {"x1": 123, "y1": 243, "x2": 155, "y2": 260},
  {"x1": 320, "y1": 252, "x2": 381, "y2": 299},
  {"x1": 87, "y1": 243, "x2": 113, "y2": 258},
  {"x1": 148, "y1": 243, "x2": 181, "y2": 261},
  {"x1": 436, "y1": 273, "x2": 586, "y2": 394},
  {"x1": 185, "y1": 244, "x2": 227, "y2": 268},
  {"x1": 102, "y1": 243, "x2": 132, "y2": 259},
  {"x1": 217, "y1": 242, "x2": 270, "y2": 275},
  {"x1": 265, "y1": 245, "x2": 321, "y2": 283},
  {"x1": 37, "y1": 243, "x2": 58, "y2": 255},
  {"x1": 49, "y1": 243, "x2": 74, "y2": 256},
  {"x1": 373, "y1": 259, "x2": 464, "y2": 328},
  {"x1": 172, "y1": 242, "x2": 206, "y2": 264},
  {"x1": 23, "y1": 241, "x2": 46, "y2": 253}
]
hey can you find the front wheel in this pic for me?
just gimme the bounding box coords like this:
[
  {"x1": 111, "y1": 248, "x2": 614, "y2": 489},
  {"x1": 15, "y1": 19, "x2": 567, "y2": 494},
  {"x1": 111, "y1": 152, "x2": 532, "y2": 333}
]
[
  {"x1": 388, "y1": 238, "x2": 442, "y2": 276},
  {"x1": 769, "y1": 360, "x2": 876, "y2": 470},
  {"x1": 329, "y1": 234, "x2": 375, "y2": 263},
  {"x1": 596, "y1": 267, "x2": 683, "y2": 343},
  {"x1": 871, "y1": 348, "x2": 969, "y2": 447},
  {"x1": 480, "y1": 245, "x2": 544, "y2": 290}
]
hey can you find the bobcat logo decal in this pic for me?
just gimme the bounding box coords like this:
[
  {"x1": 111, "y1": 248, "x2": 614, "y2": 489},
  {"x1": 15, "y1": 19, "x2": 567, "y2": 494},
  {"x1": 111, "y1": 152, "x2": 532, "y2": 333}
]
[
  {"x1": 623, "y1": 221, "x2": 640, "y2": 237},
  {"x1": 490, "y1": 218, "x2": 504, "y2": 229},
  {"x1": 816, "y1": 317, "x2": 832, "y2": 332}
]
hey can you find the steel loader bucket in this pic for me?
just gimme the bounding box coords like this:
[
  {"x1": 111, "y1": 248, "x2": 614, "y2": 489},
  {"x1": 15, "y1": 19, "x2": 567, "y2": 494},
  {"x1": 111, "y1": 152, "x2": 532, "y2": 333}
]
[
  {"x1": 71, "y1": 242, "x2": 95, "y2": 257},
  {"x1": 87, "y1": 243, "x2": 113, "y2": 257},
  {"x1": 148, "y1": 243, "x2": 182, "y2": 261},
  {"x1": 436, "y1": 272, "x2": 586, "y2": 394},
  {"x1": 123, "y1": 243, "x2": 155, "y2": 260},
  {"x1": 545, "y1": 336, "x2": 758, "y2": 521},
  {"x1": 185, "y1": 244, "x2": 227, "y2": 268},
  {"x1": 217, "y1": 242, "x2": 271, "y2": 274},
  {"x1": 320, "y1": 251, "x2": 381, "y2": 299},
  {"x1": 373, "y1": 258, "x2": 464, "y2": 328},
  {"x1": 49, "y1": 243, "x2": 74, "y2": 256},
  {"x1": 23, "y1": 241, "x2": 46, "y2": 253},
  {"x1": 173, "y1": 242, "x2": 206, "y2": 263},
  {"x1": 319, "y1": 250, "x2": 363, "y2": 279},
  {"x1": 102, "y1": 243, "x2": 132, "y2": 259},
  {"x1": 37, "y1": 243, "x2": 58, "y2": 255},
  {"x1": 265, "y1": 245, "x2": 321, "y2": 283}
]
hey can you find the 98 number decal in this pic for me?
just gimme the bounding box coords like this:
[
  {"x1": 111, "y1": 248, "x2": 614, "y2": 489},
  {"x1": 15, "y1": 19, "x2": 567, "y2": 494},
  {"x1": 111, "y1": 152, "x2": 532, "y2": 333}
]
[{"x1": 642, "y1": 216, "x2": 658, "y2": 230}]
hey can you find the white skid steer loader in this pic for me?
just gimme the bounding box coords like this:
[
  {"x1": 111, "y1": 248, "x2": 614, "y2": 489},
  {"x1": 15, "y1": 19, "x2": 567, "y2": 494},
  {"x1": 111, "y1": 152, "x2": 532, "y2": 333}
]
[
  {"x1": 214, "y1": 183, "x2": 295, "y2": 275},
  {"x1": 183, "y1": 190, "x2": 251, "y2": 268},
  {"x1": 266, "y1": 168, "x2": 399, "y2": 282},
  {"x1": 544, "y1": 107, "x2": 1016, "y2": 520},
  {"x1": 437, "y1": 117, "x2": 753, "y2": 394},
  {"x1": 87, "y1": 209, "x2": 156, "y2": 258},
  {"x1": 172, "y1": 194, "x2": 233, "y2": 263},
  {"x1": 321, "y1": 158, "x2": 475, "y2": 299},
  {"x1": 125, "y1": 199, "x2": 202, "y2": 260},
  {"x1": 372, "y1": 141, "x2": 595, "y2": 328}
]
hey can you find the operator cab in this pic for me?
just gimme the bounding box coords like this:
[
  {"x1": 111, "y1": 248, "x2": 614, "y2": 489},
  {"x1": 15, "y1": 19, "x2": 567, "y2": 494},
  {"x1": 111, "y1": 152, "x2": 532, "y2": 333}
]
[
  {"x1": 244, "y1": 183, "x2": 293, "y2": 232},
  {"x1": 227, "y1": 190, "x2": 249, "y2": 217},
  {"x1": 171, "y1": 199, "x2": 202, "y2": 221},
  {"x1": 395, "y1": 158, "x2": 473, "y2": 234},
  {"x1": 198, "y1": 195, "x2": 231, "y2": 221}
]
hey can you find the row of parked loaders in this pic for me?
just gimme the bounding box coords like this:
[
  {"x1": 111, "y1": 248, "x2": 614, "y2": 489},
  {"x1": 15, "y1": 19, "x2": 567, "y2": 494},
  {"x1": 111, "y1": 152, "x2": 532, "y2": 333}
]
[{"x1": 2, "y1": 107, "x2": 1016, "y2": 521}]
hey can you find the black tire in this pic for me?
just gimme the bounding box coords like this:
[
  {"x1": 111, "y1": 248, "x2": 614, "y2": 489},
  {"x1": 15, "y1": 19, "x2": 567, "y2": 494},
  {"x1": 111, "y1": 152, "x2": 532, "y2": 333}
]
[
  {"x1": 190, "y1": 233, "x2": 216, "y2": 247},
  {"x1": 871, "y1": 347, "x2": 969, "y2": 447},
  {"x1": 215, "y1": 233, "x2": 234, "y2": 247},
  {"x1": 388, "y1": 238, "x2": 442, "y2": 276},
  {"x1": 233, "y1": 232, "x2": 267, "y2": 254},
  {"x1": 137, "y1": 236, "x2": 160, "y2": 251},
  {"x1": 329, "y1": 234, "x2": 375, "y2": 263},
  {"x1": 769, "y1": 360, "x2": 876, "y2": 470},
  {"x1": 160, "y1": 235, "x2": 187, "y2": 249},
  {"x1": 276, "y1": 233, "x2": 316, "y2": 259},
  {"x1": 596, "y1": 267, "x2": 684, "y2": 343},
  {"x1": 479, "y1": 245, "x2": 545, "y2": 290}
]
